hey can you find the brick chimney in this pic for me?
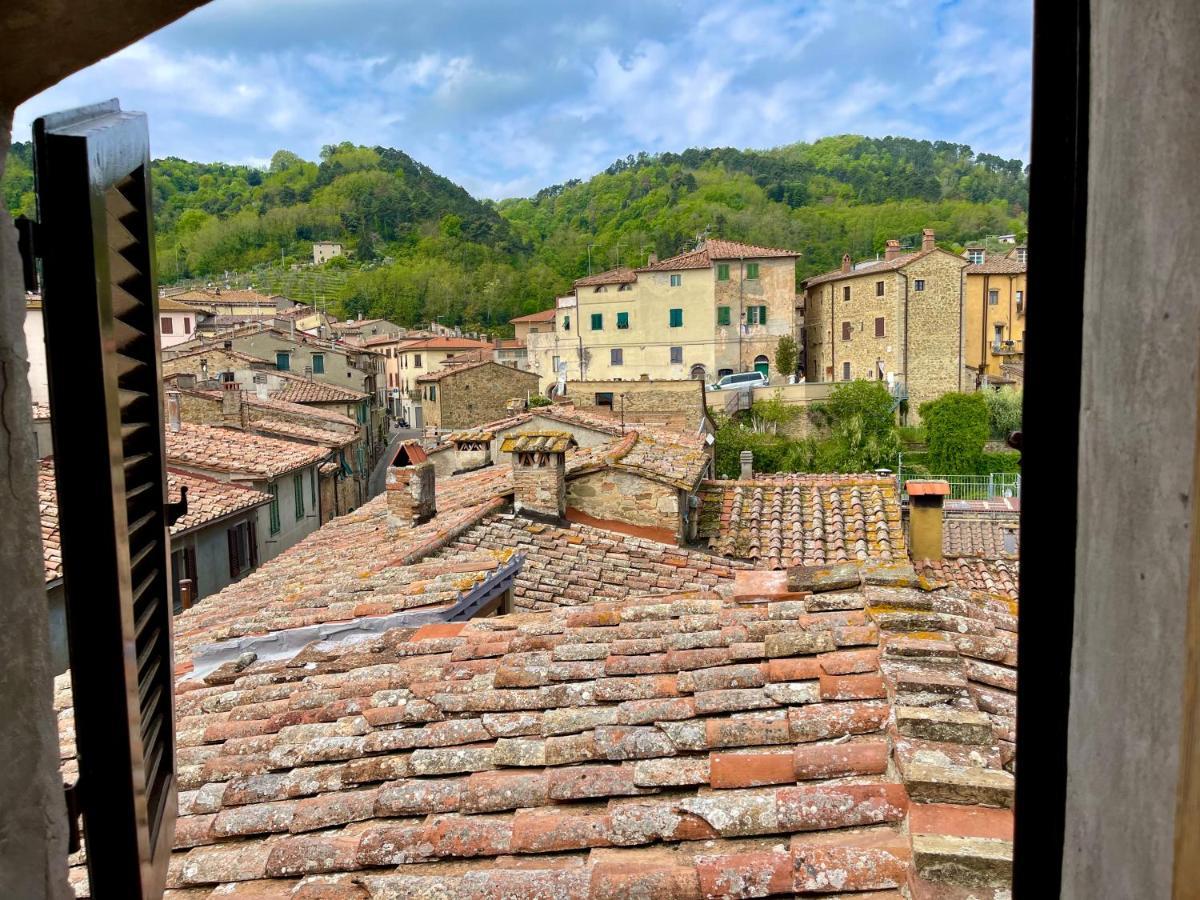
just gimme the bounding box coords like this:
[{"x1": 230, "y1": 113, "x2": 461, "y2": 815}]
[
  {"x1": 906, "y1": 480, "x2": 951, "y2": 559},
  {"x1": 221, "y1": 382, "x2": 246, "y2": 428},
  {"x1": 386, "y1": 441, "x2": 436, "y2": 525},
  {"x1": 503, "y1": 431, "x2": 578, "y2": 521},
  {"x1": 841, "y1": 253, "x2": 852, "y2": 274},
  {"x1": 450, "y1": 430, "x2": 494, "y2": 473},
  {"x1": 884, "y1": 239, "x2": 901, "y2": 261},
  {"x1": 921, "y1": 229, "x2": 936, "y2": 252}
]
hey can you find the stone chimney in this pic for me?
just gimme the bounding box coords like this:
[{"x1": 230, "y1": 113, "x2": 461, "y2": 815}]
[
  {"x1": 739, "y1": 450, "x2": 754, "y2": 480},
  {"x1": 386, "y1": 441, "x2": 436, "y2": 525},
  {"x1": 841, "y1": 253, "x2": 852, "y2": 274},
  {"x1": 503, "y1": 431, "x2": 578, "y2": 521},
  {"x1": 450, "y1": 431, "x2": 494, "y2": 473},
  {"x1": 647, "y1": 251, "x2": 658, "y2": 265},
  {"x1": 884, "y1": 239, "x2": 901, "y2": 261},
  {"x1": 921, "y1": 228, "x2": 936, "y2": 252},
  {"x1": 906, "y1": 480, "x2": 951, "y2": 560},
  {"x1": 165, "y1": 390, "x2": 182, "y2": 433},
  {"x1": 221, "y1": 382, "x2": 246, "y2": 428}
]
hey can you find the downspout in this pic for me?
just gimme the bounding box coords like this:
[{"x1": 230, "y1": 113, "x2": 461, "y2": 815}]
[
  {"x1": 900, "y1": 272, "x2": 910, "y2": 419},
  {"x1": 981, "y1": 274, "x2": 990, "y2": 383},
  {"x1": 830, "y1": 283, "x2": 836, "y2": 381},
  {"x1": 575, "y1": 289, "x2": 585, "y2": 383},
  {"x1": 739, "y1": 256, "x2": 745, "y2": 371}
]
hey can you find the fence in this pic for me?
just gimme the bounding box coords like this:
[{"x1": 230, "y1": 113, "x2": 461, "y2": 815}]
[{"x1": 896, "y1": 471, "x2": 1022, "y2": 501}]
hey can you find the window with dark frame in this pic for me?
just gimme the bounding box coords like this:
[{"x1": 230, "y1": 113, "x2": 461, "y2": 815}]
[
  {"x1": 669, "y1": 308, "x2": 683, "y2": 327},
  {"x1": 670, "y1": 274, "x2": 682, "y2": 287},
  {"x1": 617, "y1": 311, "x2": 629, "y2": 329},
  {"x1": 160, "y1": 316, "x2": 173, "y2": 334},
  {"x1": 914, "y1": 279, "x2": 926, "y2": 291},
  {"x1": 717, "y1": 263, "x2": 730, "y2": 281},
  {"x1": 746, "y1": 262, "x2": 760, "y2": 279},
  {"x1": 875, "y1": 281, "x2": 884, "y2": 296},
  {"x1": 843, "y1": 285, "x2": 851, "y2": 301},
  {"x1": 842, "y1": 321, "x2": 852, "y2": 340},
  {"x1": 311, "y1": 353, "x2": 325, "y2": 374},
  {"x1": 842, "y1": 361, "x2": 851, "y2": 380},
  {"x1": 268, "y1": 482, "x2": 281, "y2": 534},
  {"x1": 610, "y1": 348, "x2": 623, "y2": 365},
  {"x1": 717, "y1": 306, "x2": 731, "y2": 326},
  {"x1": 293, "y1": 473, "x2": 305, "y2": 520},
  {"x1": 670, "y1": 346, "x2": 683, "y2": 364},
  {"x1": 875, "y1": 317, "x2": 886, "y2": 337},
  {"x1": 591, "y1": 313, "x2": 603, "y2": 330},
  {"x1": 989, "y1": 289, "x2": 1000, "y2": 305}
]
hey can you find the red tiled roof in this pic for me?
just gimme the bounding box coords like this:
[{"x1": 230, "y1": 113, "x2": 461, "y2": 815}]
[
  {"x1": 170, "y1": 288, "x2": 285, "y2": 306},
  {"x1": 395, "y1": 336, "x2": 496, "y2": 351},
  {"x1": 699, "y1": 475, "x2": 906, "y2": 569},
  {"x1": 58, "y1": 568, "x2": 1016, "y2": 894},
  {"x1": 270, "y1": 379, "x2": 368, "y2": 404},
  {"x1": 572, "y1": 267, "x2": 638, "y2": 287},
  {"x1": 417, "y1": 360, "x2": 538, "y2": 384},
  {"x1": 943, "y1": 514, "x2": 1020, "y2": 559},
  {"x1": 509, "y1": 307, "x2": 559, "y2": 323},
  {"x1": 166, "y1": 423, "x2": 331, "y2": 479},
  {"x1": 32, "y1": 401, "x2": 51, "y2": 419},
  {"x1": 919, "y1": 557, "x2": 1020, "y2": 600},
  {"x1": 804, "y1": 246, "x2": 969, "y2": 288},
  {"x1": 177, "y1": 387, "x2": 358, "y2": 428},
  {"x1": 907, "y1": 481, "x2": 951, "y2": 497},
  {"x1": 37, "y1": 460, "x2": 271, "y2": 583},
  {"x1": 965, "y1": 257, "x2": 1026, "y2": 275},
  {"x1": 638, "y1": 240, "x2": 799, "y2": 273}
]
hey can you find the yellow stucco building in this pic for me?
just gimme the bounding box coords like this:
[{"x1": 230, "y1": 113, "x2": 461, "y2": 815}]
[
  {"x1": 803, "y1": 229, "x2": 968, "y2": 418},
  {"x1": 521, "y1": 239, "x2": 802, "y2": 393},
  {"x1": 963, "y1": 246, "x2": 1027, "y2": 386}
]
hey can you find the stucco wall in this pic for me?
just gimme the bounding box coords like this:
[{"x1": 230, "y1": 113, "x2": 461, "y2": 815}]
[
  {"x1": 964, "y1": 270, "x2": 1026, "y2": 380},
  {"x1": 567, "y1": 468, "x2": 679, "y2": 536}
]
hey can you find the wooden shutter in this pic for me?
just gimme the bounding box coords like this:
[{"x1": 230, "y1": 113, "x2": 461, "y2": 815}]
[
  {"x1": 34, "y1": 100, "x2": 175, "y2": 897},
  {"x1": 186, "y1": 546, "x2": 199, "y2": 597},
  {"x1": 248, "y1": 520, "x2": 260, "y2": 569},
  {"x1": 228, "y1": 527, "x2": 241, "y2": 579}
]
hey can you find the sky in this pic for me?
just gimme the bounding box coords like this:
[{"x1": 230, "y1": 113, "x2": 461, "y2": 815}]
[{"x1": 12, "y1": 0, "x2": 1032, "y2": 200}]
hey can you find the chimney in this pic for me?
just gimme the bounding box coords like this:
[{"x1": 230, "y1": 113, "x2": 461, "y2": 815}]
[
  {"x1": 906, "y1": 480, "x2": 951, "y2": 560},
  {"x1": 176, "y1": 373, "x2": 197, "y2": 390},
  {"x1": 884, "y1": 239, "x2": 901, "y2": 261},
  {"x1": 740, "y1": 450, "x2": 754, "y2": 480},
  {"x1": 647, "y1": 251, "x2": 658, "y2": 265},
  {"x1": 221, "y1": 382, "x2": 246, "y2": 428},
  {"x1": 385, "y1": 441, "x2": 436, "y2": 525},
  {"x1": 165, "y1": 390, "x2": 182, "y2": 433},
  {"x1": 253, "y1": 372, "x2": 269, "y2": 400},
  {"x1": 503, "y1": 431, "x2": 577, "y2": 521},
  {"x1": 841, "y1": 253, "x2": 852, "y2": 274},
  {"x1": 200, "y1": 359, "x2": 209, "y2": 380},
  {"x1": 450, "y1": 431, "x2": 494, "y2": 473},
  {"x1": 921, "y1": 228, "x2": 936, "y2": 252}
]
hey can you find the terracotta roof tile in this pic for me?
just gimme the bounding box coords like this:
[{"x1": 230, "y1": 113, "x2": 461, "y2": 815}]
[
  {"x1": 509, "y1": 307, "x2": 560, "y2": 322},
  {"x1": 37, "y1": 460, "x2": 271, "y2": 583},
  {"x1": 572, "y1": 267, "x2": 638, "y2": 287},
  {"x1": 166, "y1": 423, "x2": 331, "y2": 479},
  {"x1": 918, "y1": 558, "x2": 1020, "y2": 600},
  {"x1": 393, "y1": 336, "x2": 496, "y2": 351},
  {"x1": 699, "y1": 475, "x2": 906, "y2": 569},
  {"x1": 59, "y1": 573, "x2": 1016, "y2": 894},
  {"x1": 637, "y1": 240, "x2": 799, "y2": 273},
  {"x1": 269, "y1": 380, "x2": 368, "y2": 404},
  {"x1": 943, "y1": 515, "x2": 1020, "y2": 559},
  {"x1": 32, "y1": 401, "x2": 51, "y2": 420},
  {"x1": 965, "y1": 257, "x2": 1027, "y2": 275},
  {"x1": 500, "y1": 431, "x2": 578, "y2": 454},
  {"x1": 804, "y1": 247, "x2": 968, "y2": 288}
]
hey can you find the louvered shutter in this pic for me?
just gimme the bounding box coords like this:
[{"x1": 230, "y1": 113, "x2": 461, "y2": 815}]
[
  {"x1": 34, "y1": 100, "x2": 175, "y2": 898},
  {"x1": 228, "y1": 527, "x2": 240, "y2": 579},
  {"x1": 248, "y1": 520, "x2": 260, "y2": 569}
]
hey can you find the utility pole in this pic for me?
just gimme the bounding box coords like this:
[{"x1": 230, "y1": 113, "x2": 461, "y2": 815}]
[{"x1": 587, "y1": 244, "x2": 594, "y2": 276}]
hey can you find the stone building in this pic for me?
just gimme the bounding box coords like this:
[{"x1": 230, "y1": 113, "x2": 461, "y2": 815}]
[
  {"x1": 312, "y1": 240, "x2": 343, "y2": 265},
  {"x1": 964, "y1": 247, "x2": 1027, "y2": 385},
  {"x1": 803, "y1": 228, "x2": 968, "y2": 417},
  {"x1": 523, "y1": 239, "x2": 802, "y2": 392},
  {"x1": 417, "y1": 359, "x2": 541, "y2": 430}
]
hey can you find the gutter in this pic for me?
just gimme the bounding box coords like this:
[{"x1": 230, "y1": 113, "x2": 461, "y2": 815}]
[
  {"x1": 981, "y1": 273, "x2": 990, "y2": 383},
  {"x1": 900, "y1": 272, "x2": 910, "y2": 416}
]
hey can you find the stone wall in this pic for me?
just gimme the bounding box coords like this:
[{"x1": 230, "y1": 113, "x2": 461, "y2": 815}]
[
  {"x1": 565, "y1": 379, "x2": 708, "y2": 421},
  {"x1": 433, "y1": 363, "x2": 540, "y2": 430},
  {"x1": 567, "y1": 468, "x2": 680, "y2": 536},
  {"x1": 385, "y1": 463, "x2": 436, "y2": 525},
  {"x1": 903, "y1": 251, "x2": 967, "y2": 416},
  {"x1": 512, "y1": 455, "x2": 566, "y2": 519}
]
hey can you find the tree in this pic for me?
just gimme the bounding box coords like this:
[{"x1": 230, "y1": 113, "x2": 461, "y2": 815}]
[
  {"x1": 775, "y1": 335, "x2": 798, "y2": 381},
  {"x1": 809, "y1": 380, "x2": 901, "y2": 472},
  {"x1": 920, "y1": 392, "x2": 990, "y2": 474},
  {"x1": 983, "y1": 386, "x2": 1022, "y2": 440}
]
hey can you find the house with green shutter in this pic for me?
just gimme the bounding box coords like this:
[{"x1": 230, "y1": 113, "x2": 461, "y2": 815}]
[{"x1": 527, "y1": 238, "x2": 802, "y2": 390}]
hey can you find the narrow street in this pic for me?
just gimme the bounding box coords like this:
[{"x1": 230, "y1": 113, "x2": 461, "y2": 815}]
[{"x1": 368, "y1": 427, "x2": 422, "y2": 498}]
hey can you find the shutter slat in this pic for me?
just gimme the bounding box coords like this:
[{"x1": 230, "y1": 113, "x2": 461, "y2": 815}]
[{"x1": 38, "y1": 101, "x2": 175, "y2": 897}]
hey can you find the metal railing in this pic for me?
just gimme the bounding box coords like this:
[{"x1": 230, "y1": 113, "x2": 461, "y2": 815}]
[{"x1": 897, "y1": 471, "x2": 1022, "y2": 501}]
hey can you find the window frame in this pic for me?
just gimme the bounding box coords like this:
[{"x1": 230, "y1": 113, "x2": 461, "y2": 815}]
[
  {"x1": 669, "y1": 273, "x2": 682, "y2": 287},
  {"x1": 591, "y1": 312, "x2": 603, "y2": 331},
  {"x1": 610, "y1": 348, "x2": 623, "y2": 366},
  {"x1": 875, "y1": 317, "x2": 886, "y2": 337},
  {"x1": 717, "y1": 306, "x2": 731, "y2": 326},
  {"x1": 875, "y1": 281, "x2": 885, "y2": 297},
  {"x1": 293, "y1": 472, "x2": 305, "y2": 521},
  {"x1": 616, "y1": 311, "x2": 630, "y2": 329},
  {"x1": 160, "y1": 315, "x2": 173, "y2": 334},
  {"x1": 746, "y1": 262, "x2": 760, "y2": 279},
  {"x1": 268, "y1": 482, "x2": 281, "y2": 535},
  {"x1": 670, "y1": 346, "x2": 683, "y2": 364},
  {"x1": 843, "y1": 285, "x2": 851, "y2": 301},
  {"x1": 275, "y1": 351, "x2": 290, "y2": 371},
  {"x1": 914, "y1": 279, "x2": 926, "y2": 292},
  {"x1": 717, "y1": 263, "x2": 730, "y2": 281},
  {"x1": 842, "y1": 361, "x2": 851, "y2": 381},
  {"x1": 311, "y1": 353, "x2": 325, "y2": 374},
  {"x1": 842, "y1": 321, "x2": 853, "y2": 341},
  {"x1": 669, "y1": 308, "x2": 683, "y2": 328}
]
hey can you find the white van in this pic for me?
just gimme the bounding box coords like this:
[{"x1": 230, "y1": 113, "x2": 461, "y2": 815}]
[{"x1": 708, "y1": 371, "x2": 769, "y2": 391}]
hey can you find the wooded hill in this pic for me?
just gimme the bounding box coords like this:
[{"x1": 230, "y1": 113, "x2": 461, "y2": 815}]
[{"x1": 3, "y1": 135, "x2": 1027, "y2": 335}]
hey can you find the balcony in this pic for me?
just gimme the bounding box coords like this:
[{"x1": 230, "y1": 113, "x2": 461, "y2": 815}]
[{"x1": 991, "y1": 339, "x2": 1024, "y2": 356}]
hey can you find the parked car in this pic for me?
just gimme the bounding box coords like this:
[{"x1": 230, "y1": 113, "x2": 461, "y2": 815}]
[{"x1": 707, "y1": 371, "x2": 769, "y2": 391}]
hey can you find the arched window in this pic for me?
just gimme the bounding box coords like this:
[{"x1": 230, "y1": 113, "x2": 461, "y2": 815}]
[
  {"x1": 753, "y1": 355, "x2": 770, "y2": 377},
  {"x1": 690, "y1": 364, "x2": 707, "y2": 381}
]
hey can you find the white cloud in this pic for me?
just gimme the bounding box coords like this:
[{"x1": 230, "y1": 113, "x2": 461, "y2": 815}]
[{"x1": 12, "y1": 0, "x2": 1033, "y2": 198}]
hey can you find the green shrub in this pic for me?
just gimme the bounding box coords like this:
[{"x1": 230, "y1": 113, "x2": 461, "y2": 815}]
[
  {"x1": 810, "y1": 381, "x2": 900, "y2": 472},
  {"x1": 920, "y1": 392, "x2": 990, "y2": 475},
  {"x1": 984, "y1": 386, "x2": 1022, "y2": 440},
  {"x1": 527, "y1": 394, "x2": 552, "y2": 408}
]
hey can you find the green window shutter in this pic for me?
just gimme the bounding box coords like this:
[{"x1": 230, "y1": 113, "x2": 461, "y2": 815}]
[
  {"x1": 747, "y1": 262, "x2": 760, "y2": 279},
  {"x1": 310, "y1": 468, "x2": 316, "y2": 506},
  {"x1": 759, "y1": 306, "x2": 768, "y2": 324},
  {"x1": 276, "y1": 351, "x2": 290, "y2": 371},
  {"x1": 311, "y1": 353, "x2": 324, "y2": 374},
  {"x1": 591, "y1": 313, "x2": 603, "y2": 330},
  {"x1": 717, "y1": 306, "x2": 730, "y2": 326},
  {"x1": 269, "y1": 483, "x2": 280, "y2": 535},
  {"x1": 670, "y1": 308, "x2": 683, "y2": 328},
  {"x1": 717, "y1": 263, "x2": 729, "y2": 281},
  {"x1": 616, "y1": 311, "x2": 629, "y2": 329},
  {"x1": 294, "y1": 473, "x2": 304, "y2": 520},
  {"x1": 563, "y1": 315, "x2": 570, "y2": 330}
]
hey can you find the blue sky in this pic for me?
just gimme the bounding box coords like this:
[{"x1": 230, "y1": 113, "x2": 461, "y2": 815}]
[{"x1": 13, "y1": 0, "x2": 1031, "y2": 200}]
